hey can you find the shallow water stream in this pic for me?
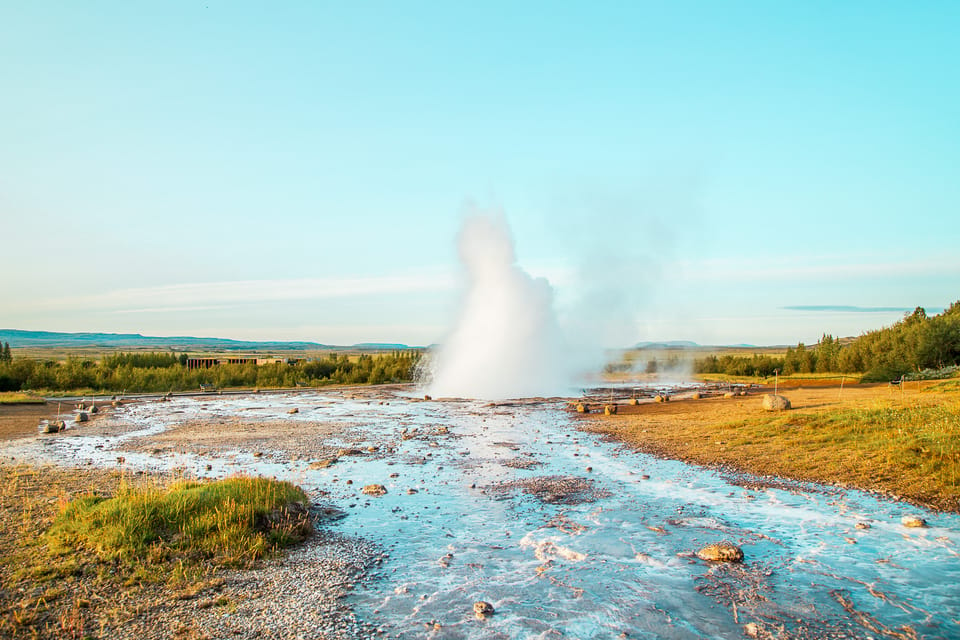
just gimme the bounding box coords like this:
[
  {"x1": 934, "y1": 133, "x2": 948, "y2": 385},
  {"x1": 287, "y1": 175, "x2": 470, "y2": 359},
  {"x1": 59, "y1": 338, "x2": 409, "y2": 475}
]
[{"x1": 13, "y1": 389, "x2": 960, "y2": 639}]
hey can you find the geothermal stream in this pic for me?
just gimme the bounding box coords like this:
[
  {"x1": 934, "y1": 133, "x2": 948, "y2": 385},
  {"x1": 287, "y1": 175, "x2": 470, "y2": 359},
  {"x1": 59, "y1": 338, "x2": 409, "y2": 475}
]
[{"x1": 9, "y1": 388, "x2": 959, "y2": 639}]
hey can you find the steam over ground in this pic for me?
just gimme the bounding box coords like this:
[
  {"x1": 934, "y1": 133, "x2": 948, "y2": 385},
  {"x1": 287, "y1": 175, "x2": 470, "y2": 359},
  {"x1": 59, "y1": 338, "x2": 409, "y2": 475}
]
[{"x1": 427, "y1": 214, "x2": 576, "y2": 399}]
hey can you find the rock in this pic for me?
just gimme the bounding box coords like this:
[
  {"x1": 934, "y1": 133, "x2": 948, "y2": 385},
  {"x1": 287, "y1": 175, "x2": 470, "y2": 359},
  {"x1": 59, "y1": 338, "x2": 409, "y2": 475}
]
[
  {"x1": 855, "y1": 522, "x2": 871, "y2": 530},
  {"x1": 654, "y1": 395, "x2": 665, "y2": 403},
  {"x1": 424, "y1": 395, "x2": 432, "y2": 401},
  {"x1": 604, "y1": 404, "x2": 617, "y2": 415},
  {"x1": 287, "y1": 407, "x2": 299, "y2": 414},
  {"x1": 309, "y1": 457, "x2": 338, "y2": 469},
  {"x1": 696, "y1": 541, "x2": 744, "y2": 563},
  {"x1": 75, "y1": 412, "x2": 89, "y2": 423},
  {"x1": 89, "y1": 404, "x2": 99, "y2": 414},
  {"x1": 576, "y1": 403, "x2": 589, "y2": 414},
  {"x1": 629, "y1": 398, "x2": 640, "y2": 405},
  {"x1": 724, "y1": 392, "x2": 736, "y2": 398},
  {"x1": 362, "y1": 484, "x2": 387, "y2": 496},
  {"x1": 473, "y1": 601, "x2": 494, "y2": 617},
  {"x1": 337, "y1": 448, "x2": 363, "y2": 457},
  {"x1": 744, "y1": 622, "x2": 759, "y2": 637},
  {"x1": 436, "y1": 426, "x2": 449, "y2": 434},
  {"x1": 761, "y1": 394, "x2": 791, "y2": 411},
  {"x1": 901, "y1": 515, "x2": 927, "y2": 528},
  {"x1": 691, "y1": 392, "x2": 702, "y2": 400}
]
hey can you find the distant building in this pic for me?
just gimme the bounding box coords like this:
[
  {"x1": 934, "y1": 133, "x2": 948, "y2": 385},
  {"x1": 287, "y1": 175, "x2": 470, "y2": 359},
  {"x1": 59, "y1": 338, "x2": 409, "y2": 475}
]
[{"x1": 186, "y1": 356, "x2": 296, "y2": 370}]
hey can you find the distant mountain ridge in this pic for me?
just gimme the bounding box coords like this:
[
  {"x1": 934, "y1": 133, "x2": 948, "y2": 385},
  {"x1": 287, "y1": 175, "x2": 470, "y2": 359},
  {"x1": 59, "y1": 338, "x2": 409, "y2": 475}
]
[{"x1": 0, "y1": 329, "x2": 414, "y2": 352}]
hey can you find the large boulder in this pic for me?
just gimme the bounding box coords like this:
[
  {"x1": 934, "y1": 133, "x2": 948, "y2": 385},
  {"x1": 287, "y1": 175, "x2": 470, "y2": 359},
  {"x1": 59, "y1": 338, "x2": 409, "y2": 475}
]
[
  {"x1": 697, "y1": 541, "x2": 744, "y2": 563},
  {"x1": 762, "y1": 394, "x2": 791, "y2": 411},
  {"x1": 901, "y1": 515, "x2": 927, "y2": 528}
]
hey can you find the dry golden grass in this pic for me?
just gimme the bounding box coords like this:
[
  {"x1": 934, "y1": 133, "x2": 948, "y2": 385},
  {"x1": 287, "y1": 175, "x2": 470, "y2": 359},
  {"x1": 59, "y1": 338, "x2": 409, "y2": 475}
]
[
  {"x1": 0, "y1": 464, "x2": 312, "y2": 639},
  {"x1": 583, "y1": 381, "x2": 960, "y2": 511}
]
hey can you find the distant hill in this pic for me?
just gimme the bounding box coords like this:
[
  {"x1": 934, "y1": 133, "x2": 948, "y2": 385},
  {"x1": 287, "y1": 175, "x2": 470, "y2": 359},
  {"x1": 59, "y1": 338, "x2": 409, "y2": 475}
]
[
  {"x1": 0, "y1": 329, "x2": 333, "y2": 352},
  {"x1": 631, "y1": 341, "x2": 796, "y2": 350},
  {"x1": 351, "y1": 343, "x2": 411, "y2": 350},
  {"x1": 633, "y1": 341, "x2": 701, "y2": 349}
]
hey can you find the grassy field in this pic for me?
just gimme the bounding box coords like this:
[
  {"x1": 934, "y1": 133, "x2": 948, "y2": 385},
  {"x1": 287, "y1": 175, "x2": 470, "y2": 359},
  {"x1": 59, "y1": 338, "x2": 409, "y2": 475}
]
[
  {"x1": 0, "y1": 465, "x2": 312, "y2": 638},
  {"x1": 585, "y1": 380, "x2": 960, "y2": 511},
  {"x1": 0, "y1": 392, "x2": 45, "y2": 405}
]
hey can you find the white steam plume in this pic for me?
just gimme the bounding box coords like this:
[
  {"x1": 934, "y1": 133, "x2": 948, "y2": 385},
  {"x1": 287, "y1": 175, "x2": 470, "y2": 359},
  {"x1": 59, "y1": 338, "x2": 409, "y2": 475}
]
[{"x1": 427, "y1": 212, "x2": 575, "y2": 399}]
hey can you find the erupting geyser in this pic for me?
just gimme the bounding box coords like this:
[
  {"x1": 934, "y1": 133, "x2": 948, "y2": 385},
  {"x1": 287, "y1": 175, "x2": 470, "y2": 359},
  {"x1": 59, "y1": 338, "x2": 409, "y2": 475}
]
[{"x1": 427, "y1": 213, "x2": 574, "y2": 399}]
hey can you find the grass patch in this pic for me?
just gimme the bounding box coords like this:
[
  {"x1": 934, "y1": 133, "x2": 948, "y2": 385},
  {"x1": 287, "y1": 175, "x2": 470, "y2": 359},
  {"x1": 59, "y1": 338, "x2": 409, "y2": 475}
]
[
  {"x1": 713, "y1": 401, "x2": 960, "y2": 509},
  {"x1": 0, "y1": 466, "x2": 314, "y2": 638},
  {"x1": 0, "y1": 392, "x2": 45, "y2": 404},
  {"x1": 47, "y1": 475, "x2": 312, "y2": 571},
  {"x1": 696, "y1": 372, "x2": 863, "y2": 385},
  {"x1": 587, "y1": 384, "x2": 960, "y2": 511}
]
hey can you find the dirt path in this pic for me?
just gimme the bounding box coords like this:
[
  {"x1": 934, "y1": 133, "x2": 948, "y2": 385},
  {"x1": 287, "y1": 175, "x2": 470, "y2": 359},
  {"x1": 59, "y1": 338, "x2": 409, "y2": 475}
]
[{"x1": 0, "y1": 403, "x2": 63, "y2": 440}]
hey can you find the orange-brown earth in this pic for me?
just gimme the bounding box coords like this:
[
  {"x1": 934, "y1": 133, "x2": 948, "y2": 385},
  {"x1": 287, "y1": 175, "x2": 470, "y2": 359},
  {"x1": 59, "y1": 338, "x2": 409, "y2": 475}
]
[
  {"x1": 0, "y1": 403, "x2": 63, "y2": 440},
  {"x1": 580, "y1": 380, "x2": 960, "y2": 511}
]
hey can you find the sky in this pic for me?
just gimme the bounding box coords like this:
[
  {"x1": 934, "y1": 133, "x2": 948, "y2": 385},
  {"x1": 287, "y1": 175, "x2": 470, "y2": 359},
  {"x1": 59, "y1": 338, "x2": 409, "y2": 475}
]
[{"x1": 2, "y1": 2, "x2": 958, "y2": 347}]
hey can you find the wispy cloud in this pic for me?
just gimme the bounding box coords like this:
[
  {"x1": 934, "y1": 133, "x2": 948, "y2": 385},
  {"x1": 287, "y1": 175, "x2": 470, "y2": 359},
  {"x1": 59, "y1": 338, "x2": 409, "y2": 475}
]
[
  {"x1": 783, "y1": 305, "x2": 945, "y2": 314},
  {"x1": 673, "y1": 253, "x2": 960, "y2": 282},
  {"x1": 26, "y1": 271, "x2": 457, "y2": 314},
  {"x1": 783, "y1": 305, "x2": 911, "y2": 313}
]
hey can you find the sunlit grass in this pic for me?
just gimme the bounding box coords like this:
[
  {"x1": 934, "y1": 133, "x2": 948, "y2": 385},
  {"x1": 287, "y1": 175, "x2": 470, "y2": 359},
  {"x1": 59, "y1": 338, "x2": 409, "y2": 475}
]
[
  {"x1": 713, "y1": 398, "x2": 960, "y2": 508},
  {"x1": 46, "y1": 476, "x2": 312, "y2": 572},
  {"x1": 0, "y1": 392, "x2": 45, "y2": 404}
]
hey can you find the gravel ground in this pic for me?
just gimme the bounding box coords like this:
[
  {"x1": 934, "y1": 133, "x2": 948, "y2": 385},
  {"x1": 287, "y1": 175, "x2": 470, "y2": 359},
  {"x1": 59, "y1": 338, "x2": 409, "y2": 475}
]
[{"x1": 97, "y1": 532, "x2": 385, "y2": 640}]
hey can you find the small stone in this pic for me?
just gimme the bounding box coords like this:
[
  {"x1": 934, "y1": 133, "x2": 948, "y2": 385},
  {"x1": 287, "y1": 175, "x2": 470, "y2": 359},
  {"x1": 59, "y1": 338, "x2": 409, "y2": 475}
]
[
  {"x1": 744, "y1": 622, "x2": 759, "y2": 637},
  {"x1": 691, "y1": 392, "x2": 702, "y2": 400},
  {"x1": 473, "y1": 601, "x2": 494, "y2": 617},
  {"x1": 901, "y1": 515, "x2": 927, "y2": 528},
  {"x1": 576, "y1": 403, "x2": 589, "y2": 414},
  {"x1": 362, "y1": 484, "x2": 387, "y2": 496},
  {"x1": 287, "y1": 407, "x2": 299, "y2": 414},
  {"x1": 696, "y1": 541, "x2": 744, "y2": 563},
  {"x1": 855, "y1": 522, "x2": 871, "y2": 530}
]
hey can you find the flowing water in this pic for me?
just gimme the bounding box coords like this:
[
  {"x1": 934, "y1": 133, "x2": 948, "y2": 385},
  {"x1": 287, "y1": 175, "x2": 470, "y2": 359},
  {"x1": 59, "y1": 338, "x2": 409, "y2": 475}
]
[{"x1": 15, "y1": 389, "x2": 960, "y2": 639}]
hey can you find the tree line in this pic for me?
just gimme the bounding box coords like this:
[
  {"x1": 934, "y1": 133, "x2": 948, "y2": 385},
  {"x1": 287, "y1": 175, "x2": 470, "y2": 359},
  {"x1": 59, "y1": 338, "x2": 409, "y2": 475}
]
[
  {"x1": 0, "y1": 349, "x2": 422, "y2": 393},
  {"x1": 696, "y1": 301, "x2": 960, "y2": 382}
]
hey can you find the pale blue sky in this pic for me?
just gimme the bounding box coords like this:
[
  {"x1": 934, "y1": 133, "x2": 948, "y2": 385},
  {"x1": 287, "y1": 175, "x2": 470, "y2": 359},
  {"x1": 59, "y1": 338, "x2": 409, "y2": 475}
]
[{"x1": 2, "y1": 2, "x2": 958, "y2": 346}]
